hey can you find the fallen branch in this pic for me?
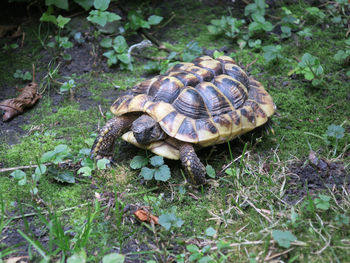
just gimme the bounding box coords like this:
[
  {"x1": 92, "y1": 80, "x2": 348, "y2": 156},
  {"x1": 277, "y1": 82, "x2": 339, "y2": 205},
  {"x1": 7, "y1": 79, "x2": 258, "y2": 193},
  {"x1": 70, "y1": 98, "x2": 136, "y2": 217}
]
[
  {"x1": 3, "y1": 199, "x2": 107, "y2": 220},
  {"x1": 0, "y1": 160, "x2": 72, "y2": 174},
  {"x1": 265, "y1": 247, "x2": 294, "y2": 261}
]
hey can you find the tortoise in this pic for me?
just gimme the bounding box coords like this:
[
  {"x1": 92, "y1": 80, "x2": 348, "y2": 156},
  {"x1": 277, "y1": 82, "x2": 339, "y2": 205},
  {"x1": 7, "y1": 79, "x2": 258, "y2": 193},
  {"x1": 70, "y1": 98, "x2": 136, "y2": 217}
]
[{"x1": 91, "y1": 55, "x2": 275, "y2": 185}]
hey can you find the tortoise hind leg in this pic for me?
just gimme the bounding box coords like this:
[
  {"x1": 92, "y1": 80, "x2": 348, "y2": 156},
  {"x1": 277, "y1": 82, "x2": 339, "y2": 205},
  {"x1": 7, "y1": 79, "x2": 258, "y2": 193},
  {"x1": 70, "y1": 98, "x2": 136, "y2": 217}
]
[
  {"x1": 179, "y1": 142, "x2": 206, "y2": 185},
  {"x1": 91, "y1": 115, "x2": 136, "y2": 160}
]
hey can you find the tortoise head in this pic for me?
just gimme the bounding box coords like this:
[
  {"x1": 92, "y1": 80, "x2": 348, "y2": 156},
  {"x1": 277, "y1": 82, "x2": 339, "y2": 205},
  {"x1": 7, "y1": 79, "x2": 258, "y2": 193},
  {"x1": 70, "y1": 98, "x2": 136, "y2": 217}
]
[{"x1": 131, "y1": 114, "x2": 166, "y2": 144}]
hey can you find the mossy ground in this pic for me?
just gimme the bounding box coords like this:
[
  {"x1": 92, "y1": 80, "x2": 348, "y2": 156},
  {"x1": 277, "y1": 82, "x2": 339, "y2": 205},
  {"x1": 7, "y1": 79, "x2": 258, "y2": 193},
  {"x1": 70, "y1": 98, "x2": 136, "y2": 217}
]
[{"x1": 0, "y1": 0, "x2": 349, "y2": 262}]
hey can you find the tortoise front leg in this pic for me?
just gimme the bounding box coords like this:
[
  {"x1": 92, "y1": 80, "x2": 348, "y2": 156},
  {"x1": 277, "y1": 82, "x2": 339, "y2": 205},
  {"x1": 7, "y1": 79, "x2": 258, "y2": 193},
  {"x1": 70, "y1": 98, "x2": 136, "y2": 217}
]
[
  {"x1": 91, "y1": 115, "x2": 136, "y2": 160},
  {"x1": 179, "y1": 142, "x2": 206, "y2": 185}
]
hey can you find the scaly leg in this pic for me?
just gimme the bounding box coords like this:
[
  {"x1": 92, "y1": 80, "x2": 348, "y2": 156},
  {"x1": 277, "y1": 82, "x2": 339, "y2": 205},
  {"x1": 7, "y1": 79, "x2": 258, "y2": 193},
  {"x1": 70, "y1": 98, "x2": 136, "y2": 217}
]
[
  {"x1": 91, "y1": 115, "x2": 136, "y2": 160},
  {"x1": 179, "y1": 142, "x2": 206, "y2": 185}
]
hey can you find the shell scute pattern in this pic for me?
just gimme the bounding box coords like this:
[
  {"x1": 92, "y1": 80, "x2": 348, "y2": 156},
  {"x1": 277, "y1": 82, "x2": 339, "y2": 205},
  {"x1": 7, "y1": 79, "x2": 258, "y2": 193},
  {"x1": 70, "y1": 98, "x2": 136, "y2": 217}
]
[{"x1": 111, "y1": 56, "x2": 275, "y2": 146}]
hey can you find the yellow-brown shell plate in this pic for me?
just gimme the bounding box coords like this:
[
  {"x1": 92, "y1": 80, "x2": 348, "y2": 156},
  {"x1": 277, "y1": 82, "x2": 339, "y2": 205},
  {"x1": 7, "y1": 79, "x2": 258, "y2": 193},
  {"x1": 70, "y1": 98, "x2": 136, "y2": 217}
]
[{"x1": 111, "y1": 56, "x2": 275, "y2": 147}]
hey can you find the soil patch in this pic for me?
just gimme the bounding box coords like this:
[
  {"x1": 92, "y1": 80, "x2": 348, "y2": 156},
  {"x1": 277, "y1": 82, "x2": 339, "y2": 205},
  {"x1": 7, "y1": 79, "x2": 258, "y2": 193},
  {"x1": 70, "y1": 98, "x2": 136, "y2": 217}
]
[{"x1": 284, "y1": 153, "x2": 349, "y2": 204}]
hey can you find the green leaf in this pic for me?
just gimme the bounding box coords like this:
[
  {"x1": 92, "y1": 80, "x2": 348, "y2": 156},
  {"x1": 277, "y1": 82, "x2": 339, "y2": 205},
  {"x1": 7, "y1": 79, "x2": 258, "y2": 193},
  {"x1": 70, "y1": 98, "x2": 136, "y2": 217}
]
[
  {"x1": 154, "y1": 165, "x2": 171, "y2": 182},
  {"x1": 148, "y1": 15, "x2": 163, "y2": 25},
  {"x1": 32, "y1": 172, "x2": 41, "y2": 182},
  {"x1": 205, "y1": 227, "x2": 216, "y2": 237},
  {"x1": 304, "y1": 71, "x2": 314, "y2": 80},
  {"x1": 56, "y1": 15, "x2": 71, "y2": 29},
  {"x1": 23, "y1": 72, "x2": 32, "y2": 80},
  {"x1": 213, "y1": 50, "x2": 224, "y2": 59},
  {"x1": 272, "y1": 230, "x2": 297, "y2": 248},
  {"x1": 97, "y1": 158, "x2": 110, "y2": 169},
  {"x1": 327, "y1": 124, "x2": 345, "y2": 139},
  {"x1": 102, "y1": 253, "x2": 125, "y2": 263},
  {"x1": 45, "y1": 0, "x2": 68, "y2": 10},
  {"x1": 67, "y1": 250, "x2": 87, "y2": 263},
  {"x1": 10, "y1": 170, "x2": 26, "y2": 180},
  {"x1": 77, "y1": 166, "x2": 92, "y2": 177},
  {"x1": 54, "y1": 144, "x2": 69, "y2": 154},
  {"x1": 107, "y1": 12, "x2": 121, "y2": 23},
  {"x1": 198, "y1": 256, "x2": 214, "y2": 263},
  {"x1": 94, "y1": 0, "x2": 110, "y2": 11},
  {"x1": 150, "y1": 156, "x2": 164, "y2": 167},
  {"x1": 186, "y1": 244, "x2": 199, "y2": 253},
  {"x1": 252, "y1": 13, "x2": 265, "y2": 23},
  {"x1": 261, "y1": 21, "x2": 273, "y2": 31},
  {"x1": 206, "y1": 164, "x2": 216, "y2": 178},
  {"x1": 74, "y1": 0, "x2": 94, "y2": 10},
  {"x1": 130, "y1": 155, "x2": 148, "y2": 169},
  {"x1": 207, "y1": 25, "x2": 219, "y2": 35},
  {"x1": 54, "y1": 171, "x2": 75, "y2": 183},
  {"x1": 158, "y1": 213, "x2": 183, "y2": 230},
  {"x1": 189, "y1": 253, "x2": 202, "y2": 262},
  {"x1": 30, "y1": 187, "x2": 38, "y2": 195},
  {"x1": 248, "y1": 21, "x2": 262, "y2": 32},
  {"x1": 113, "y1": 35, "x2": 128, "y2": 53},
  {"x1": 314, "y1": 194, "x2": 331, "y2": 210},
  {"x1": 140, "y1": 167, "x2": 154, "y2": 180},
  {"x1": 87, "y1": 10, "x2": 108, "y2": 26},
  {"x1": 35, "y1": 165, "x2": 47, "y2": 177},
  {"x1": 297, "y1": 27, "x2": 313, "y2": 37},
  {"x1": 62, "y1": 53, "x2": 72, "y2": 61},
  {"x1": 334, "y1": 50, "x2": 346, "y2": 62},
  {"x1": 41, "y1": 150, "x2": 56, "y2": 163},
  {"x1": 40, "y1": 12, "x2": 57, "y2": 25},
  {"x1": 334, "y1": 214, "x2": 350, "y2": 226},
  {"x1": 117, "y1": 54, "x2": 130, "y2": 64},
  {"x1": 18, "y1": 177, "x2": 27, "y2": 186}
]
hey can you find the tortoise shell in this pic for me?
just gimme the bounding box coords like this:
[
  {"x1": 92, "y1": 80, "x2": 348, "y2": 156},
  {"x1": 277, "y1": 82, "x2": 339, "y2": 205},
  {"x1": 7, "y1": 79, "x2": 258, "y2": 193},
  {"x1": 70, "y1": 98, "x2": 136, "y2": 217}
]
[{"x1": 111, "y1": 56, "x2": 275, "y2": 148}]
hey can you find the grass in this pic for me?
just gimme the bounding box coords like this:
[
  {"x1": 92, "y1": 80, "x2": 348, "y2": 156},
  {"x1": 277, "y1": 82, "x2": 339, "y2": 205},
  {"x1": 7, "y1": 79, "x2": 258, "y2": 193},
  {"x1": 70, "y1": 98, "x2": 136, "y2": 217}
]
[{"x1": 0, "y1": 0, "x2": 350, "y2": 262}]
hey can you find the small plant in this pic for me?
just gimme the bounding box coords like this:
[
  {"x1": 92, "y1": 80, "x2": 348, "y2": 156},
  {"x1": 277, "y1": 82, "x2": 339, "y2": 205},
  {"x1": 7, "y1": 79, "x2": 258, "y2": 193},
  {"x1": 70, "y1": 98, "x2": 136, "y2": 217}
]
[
  {"x1": 100, "y1": 35, "x2": 132, "y2": 69},
  {"x1": 244, "y1": 0, "x2": 267, "y2": 17},
  {"x1": 3, "y1": 43, "x2": 19, "y2": 50},
  {"x1": 130, "y1": 155, "x2": 171, "y2": 182},
  {"x1": 305, "y1": 123, "x2": 347, "y2": 156},
  {"x1": 144, "y1": 51, "x2": 177, "y2": 74},
  {"x1": 181, "y1": 41, "x2": 203, "y2": 62},
  {"x1": 60, "y1": 78, "x2": 76, "y2": 93},
  {"x1": 326, "y1": 124, "x2": 345, "y2": 155},
  {"x1": 158, "y1": 206, "x2": 184, "y2": 231},
  {"x1": 205, "y1": 164, "x2": 216, "y2": 179},
  {"x1": 314, "y1": 194, "x2": 331, "y2": 211},
  {"x1": 334, "y1": 38, "x2": 350, "y2": 76},
  {"x1": 247, "y1": 13, "x2": 273, "y2": 36},
  {"x1": 87, "y1": 0, "x2": 121, "y2": 27},
  {"x1": 41, "y1": 144, "x2": 76, "y2": 183},
  {"x1": 77, "y1": 146, "x2": 110, "y2": 177},
  {"x1": 292, "y1": 53, "x2": 324, "y2": 86},
  {"x1": 182, "y1": 228, "x2": 229, "y2": 263},
  {"x1": 272, "y1": 230, "x2": 297, "y2": 248},
  {"x1": 334, "y1": 214, "x2": 350, "y2": 226},
  {"x1": 297, "y1": 27, "x2": 313, "y2": 38},
  {"x1": 10, "y1": 164, "x2": 46, "y2": 196},
  {"x1": 305, "y1": 7, "x2": 326, "y2": 21},
  {"x1": 40, "y1": 6, "x2": 73, "y2": 60},
  {"x1": 207, "y1": 16, "x2": 245, "y2": 39},
  {"x1": 186, "y1": 244, "x2": 214, "y2": 262},
  {"x1": 13, "y1": 69, "x2": 32, "y2": 81},
  {"x1": 125, "y1": 10, "x2": 163, "y2": 32},
  {"x1": 262, "y1": 45, "x2": 283, "y2": 63},
  {"x1": 18, "y1": 201, "x2": 101, "y2": 262}
]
